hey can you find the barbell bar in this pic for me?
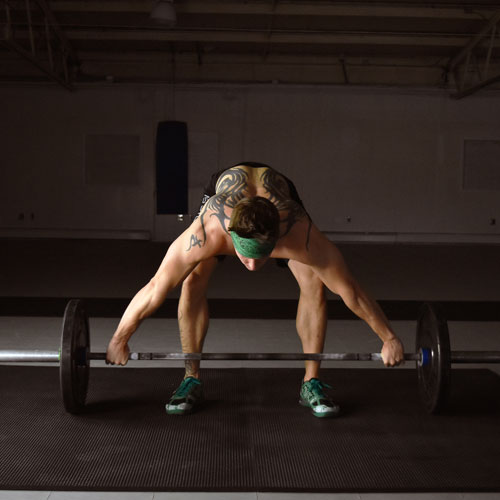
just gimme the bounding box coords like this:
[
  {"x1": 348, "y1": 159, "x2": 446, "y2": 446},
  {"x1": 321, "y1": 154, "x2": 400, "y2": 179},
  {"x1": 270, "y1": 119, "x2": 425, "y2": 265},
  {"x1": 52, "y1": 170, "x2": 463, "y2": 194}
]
[
  {"x1": 0, "y1": 350, "x2": 425, "y2": 362},
  {"x1": 3, "y1": 350, "x2": 500, "y2": 363},
  {"x1": 1, "y1": 299, "x2": 499, "y2": 415}
]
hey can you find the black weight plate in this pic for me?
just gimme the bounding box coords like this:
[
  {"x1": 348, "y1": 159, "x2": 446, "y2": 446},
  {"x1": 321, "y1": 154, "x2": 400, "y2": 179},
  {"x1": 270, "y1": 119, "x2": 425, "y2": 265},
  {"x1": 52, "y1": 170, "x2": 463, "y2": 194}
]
[
  {"x1": 416, "y1": 302, "x2": 451, "y2": 414},
  {"x1": 60, "y1": 299, "x2": 90, "y2": 414}
]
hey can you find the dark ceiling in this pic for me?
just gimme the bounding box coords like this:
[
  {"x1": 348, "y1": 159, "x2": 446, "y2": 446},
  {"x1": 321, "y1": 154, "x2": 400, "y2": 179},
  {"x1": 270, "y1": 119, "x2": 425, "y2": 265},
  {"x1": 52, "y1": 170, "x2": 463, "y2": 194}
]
[{"x1": 1, "y1": 0, "x2": 499, "y2": 97}]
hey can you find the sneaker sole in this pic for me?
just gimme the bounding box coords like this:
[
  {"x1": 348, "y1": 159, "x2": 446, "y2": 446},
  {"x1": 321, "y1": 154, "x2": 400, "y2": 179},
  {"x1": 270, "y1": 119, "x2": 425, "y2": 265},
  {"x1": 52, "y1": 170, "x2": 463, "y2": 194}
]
[
  {"x1": 166, "y1": 406, "x2": 193, "y2": 415},
  {"x1": 299, "y1": 398, "x2": 340, "y2": 418},
  {"x1": 166, "y1": 396, "x2": 203, "y2": 415}
]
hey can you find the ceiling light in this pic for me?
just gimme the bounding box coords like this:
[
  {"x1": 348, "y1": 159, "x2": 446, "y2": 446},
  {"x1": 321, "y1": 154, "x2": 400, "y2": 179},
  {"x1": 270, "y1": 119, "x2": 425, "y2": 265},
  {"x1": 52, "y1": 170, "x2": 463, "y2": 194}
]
[{"x1": 151, "y1": 0, "x2": 177, "y2": 27}]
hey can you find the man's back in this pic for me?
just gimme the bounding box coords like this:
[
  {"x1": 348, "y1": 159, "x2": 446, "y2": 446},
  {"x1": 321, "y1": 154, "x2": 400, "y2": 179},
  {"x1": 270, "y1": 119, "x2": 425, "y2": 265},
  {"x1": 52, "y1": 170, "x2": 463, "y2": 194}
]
[
  {"x1": 215, "y1": 164, "x2": 292, "y2": 206},
  {"x1": 201, "y1": 163, "x2": 307, "y2": 239}
]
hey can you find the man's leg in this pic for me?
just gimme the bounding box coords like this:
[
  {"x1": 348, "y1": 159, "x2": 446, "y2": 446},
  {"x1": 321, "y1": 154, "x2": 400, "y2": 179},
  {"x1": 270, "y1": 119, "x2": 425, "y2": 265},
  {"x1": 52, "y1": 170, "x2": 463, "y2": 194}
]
[
  {"x1": 288, "y1": 259, "x2": 339, "y2": 418},
  {"x1": 287, "y1": 259, "x2": 327, "y2": 381},
  {"x1": 177, "y1": 257, "x2": 218, "y2": 379},
  {"x1": 166, "y1": 258, "x2": 218, "y2": 415}
]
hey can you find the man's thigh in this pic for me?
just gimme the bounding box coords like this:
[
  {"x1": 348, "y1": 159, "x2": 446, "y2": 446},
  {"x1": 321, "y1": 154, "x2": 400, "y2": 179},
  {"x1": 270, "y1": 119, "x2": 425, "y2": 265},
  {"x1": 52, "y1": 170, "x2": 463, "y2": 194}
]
[{"x1": 287, "y1": 259, "x2": 324, "y2": 292}]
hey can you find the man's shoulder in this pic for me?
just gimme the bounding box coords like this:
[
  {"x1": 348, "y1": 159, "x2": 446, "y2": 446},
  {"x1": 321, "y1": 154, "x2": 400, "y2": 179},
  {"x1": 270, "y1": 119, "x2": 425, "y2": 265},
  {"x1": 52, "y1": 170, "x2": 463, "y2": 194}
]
[
  {"x1": 215, "y1": 166, "x2": 249, "y2": 193},
  {"x1": 197, "y1": 193, "x2": 232, "y2": 226},
  {"x1": 278, "y1": 198, "x2": 305, "y2": 212},
  {"x1": 176, "y1": 217, "x2": 229, "y2": 261},
  {"x1": 277, "y1": 200, "x2": 310, "y2": 236},
  {"x1": 274, "y1": 220, "x2": 331, "y2": 265},
  {"x1": 190, "y1": 214, "x2": 228, "y2": 237}
]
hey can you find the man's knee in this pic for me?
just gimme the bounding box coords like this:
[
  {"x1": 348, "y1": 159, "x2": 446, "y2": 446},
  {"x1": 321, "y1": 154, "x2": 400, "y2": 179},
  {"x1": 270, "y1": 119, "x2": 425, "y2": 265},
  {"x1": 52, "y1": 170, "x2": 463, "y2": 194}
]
[
  {"x1": 302, "y1": 277, "x2": 326, "y2": 303},
  {"x1": 289, "y1": 262, "x2": 325, "y2": 301},
  {"x1": 181, "y1": 260, "x2": 217, "y2": 298},
  {"x1": 181, "y1": 272, "x2": 207, "y2": 298}
]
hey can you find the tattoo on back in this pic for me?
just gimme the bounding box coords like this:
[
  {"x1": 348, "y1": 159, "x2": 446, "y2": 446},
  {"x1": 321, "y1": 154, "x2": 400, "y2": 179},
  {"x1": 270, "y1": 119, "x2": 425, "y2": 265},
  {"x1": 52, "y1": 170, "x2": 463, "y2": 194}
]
[
  {"x1": 259, "y1": 169, "x2": 290, "y2": 210},
  {"x1": 260, "y1": 169, "x2": 312, "y2": 247},
  {"x1": 186, "y1": 166, "x2": 312, "y2": 252},
  {"x1": 191, "y1": 168, "x2": 249, "y2": 249}
]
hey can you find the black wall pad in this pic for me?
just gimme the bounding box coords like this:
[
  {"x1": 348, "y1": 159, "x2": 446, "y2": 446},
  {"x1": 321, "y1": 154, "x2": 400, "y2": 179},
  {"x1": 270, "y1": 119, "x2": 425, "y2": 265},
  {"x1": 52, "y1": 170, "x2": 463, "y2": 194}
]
[
  {"x1": 1, "y1": 297, "x2": 500, "y2": 321},
  {"x1": 156, "y1": 121, "x2": 188, "y2": 214},
  {"x1": 1, "y1": 366, "x2": 500, "y2": 492}
]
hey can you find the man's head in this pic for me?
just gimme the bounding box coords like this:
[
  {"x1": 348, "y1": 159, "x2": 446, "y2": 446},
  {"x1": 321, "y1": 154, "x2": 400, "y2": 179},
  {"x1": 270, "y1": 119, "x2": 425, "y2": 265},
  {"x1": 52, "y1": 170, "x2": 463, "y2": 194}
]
[{"x1": 228, "y1": 196, "x2": 280, "y2": 267}]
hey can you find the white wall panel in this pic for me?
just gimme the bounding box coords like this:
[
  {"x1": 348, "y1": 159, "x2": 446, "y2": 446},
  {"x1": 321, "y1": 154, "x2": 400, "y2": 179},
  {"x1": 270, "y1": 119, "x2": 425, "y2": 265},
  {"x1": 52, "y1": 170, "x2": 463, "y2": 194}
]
[{"x1": 0, "y1": 84, "x2": 499, "y2": 242}]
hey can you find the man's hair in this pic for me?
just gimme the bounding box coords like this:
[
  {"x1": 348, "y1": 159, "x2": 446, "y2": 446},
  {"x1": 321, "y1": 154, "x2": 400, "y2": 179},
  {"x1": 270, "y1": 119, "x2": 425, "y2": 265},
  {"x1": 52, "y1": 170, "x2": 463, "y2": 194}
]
[{"x1": 228, "y1": 196, "x2": 280, "y2": 242}]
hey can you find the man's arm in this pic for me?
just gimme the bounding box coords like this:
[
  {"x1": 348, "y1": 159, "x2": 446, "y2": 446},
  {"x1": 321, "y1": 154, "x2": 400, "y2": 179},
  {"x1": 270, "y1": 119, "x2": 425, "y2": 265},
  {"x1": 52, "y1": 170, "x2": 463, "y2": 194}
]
[
  {"x1": 106, "y1": 225, "x2": 206, "y2": 365},
  {"x1": 296, "y1": 224, "x2": 404, "y2": 366}
]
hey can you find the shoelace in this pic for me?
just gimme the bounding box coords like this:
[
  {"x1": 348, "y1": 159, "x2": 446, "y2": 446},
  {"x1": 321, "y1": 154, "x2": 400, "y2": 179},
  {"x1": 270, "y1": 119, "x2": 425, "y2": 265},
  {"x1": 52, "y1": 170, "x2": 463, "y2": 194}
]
[
  {"x1": 307, "y1": 378, "x2": 332, "y2": 397},
  {"x1": 174, "y1": 377, "x2": 200, "y2": 397}
]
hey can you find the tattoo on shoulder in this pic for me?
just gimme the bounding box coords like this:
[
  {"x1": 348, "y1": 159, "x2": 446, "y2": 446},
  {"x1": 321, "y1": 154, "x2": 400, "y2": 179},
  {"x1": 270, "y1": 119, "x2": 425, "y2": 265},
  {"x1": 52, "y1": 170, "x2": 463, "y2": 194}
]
[
  {"x1": 215, "y1": 167, "x2": 249, "y2": 200},
  {"x1": 196, "y1": 168, "x2": 249, "y2": 245}
]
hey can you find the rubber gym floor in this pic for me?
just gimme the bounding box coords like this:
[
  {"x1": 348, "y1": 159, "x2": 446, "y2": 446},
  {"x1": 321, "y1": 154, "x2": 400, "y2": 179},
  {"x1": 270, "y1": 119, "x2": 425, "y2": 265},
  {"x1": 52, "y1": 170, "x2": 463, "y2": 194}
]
[{"x1": 1, "y1": 239, "x2": 499, "y2": 500}]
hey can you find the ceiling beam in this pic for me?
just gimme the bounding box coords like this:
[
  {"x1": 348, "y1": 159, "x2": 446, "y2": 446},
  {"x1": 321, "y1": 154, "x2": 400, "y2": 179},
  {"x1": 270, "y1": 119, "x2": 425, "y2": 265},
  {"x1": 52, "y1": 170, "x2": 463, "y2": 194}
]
[
  {"x1": 1, "y1": 0, "x2": 75, "y2": 90},
  {"x1": 59, "y1": 50, "x2": 449, "y2": 65},
  {"x1": 452, "y1": 71, "x2": 500, "y2": 98},
  {"x1": 37, "y1": 0, "x2": 78, "y2": 62},
  {"x1": 447, "y1": 10, "x2": 500, "y2": 97},
  {"x1": 447, "y1": 9, "x2": 500, "y2": 70},
  {"x1": 53, "y1": 29, "x2": 489, "y2": 49},
  {"x1": 45, "y1": 0, "x2": 494, "y2": 21}
]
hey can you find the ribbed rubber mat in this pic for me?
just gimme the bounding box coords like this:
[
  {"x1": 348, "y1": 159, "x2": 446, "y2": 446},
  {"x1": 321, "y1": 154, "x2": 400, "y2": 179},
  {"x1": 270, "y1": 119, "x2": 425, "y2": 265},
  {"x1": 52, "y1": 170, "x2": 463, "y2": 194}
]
[{"x1": 1, "y1": 366, "x2": 500, "y2": 492}]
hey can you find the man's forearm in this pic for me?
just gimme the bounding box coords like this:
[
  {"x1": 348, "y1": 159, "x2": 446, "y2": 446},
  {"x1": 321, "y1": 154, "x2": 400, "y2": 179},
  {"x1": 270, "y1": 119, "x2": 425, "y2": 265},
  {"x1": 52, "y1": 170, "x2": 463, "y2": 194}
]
[
  {"x1": 343, "y1": 284, "x2": 396, "y2": 343},
  {"x1": 111, "y1": 280, "x2": 160, "y2": 344}
]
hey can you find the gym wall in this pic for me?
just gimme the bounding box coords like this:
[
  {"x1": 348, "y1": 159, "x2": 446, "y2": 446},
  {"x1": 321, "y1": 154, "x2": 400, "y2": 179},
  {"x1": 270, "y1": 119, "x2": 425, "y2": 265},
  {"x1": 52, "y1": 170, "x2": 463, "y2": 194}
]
[{"x1": 0, "y1": 84, "x2": 499, "y2": 243}]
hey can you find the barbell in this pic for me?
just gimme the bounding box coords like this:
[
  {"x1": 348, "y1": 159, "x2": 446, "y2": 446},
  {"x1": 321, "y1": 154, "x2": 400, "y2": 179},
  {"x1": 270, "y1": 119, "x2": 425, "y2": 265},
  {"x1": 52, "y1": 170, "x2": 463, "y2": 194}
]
[{"x1": 0, "y1": 299, "x2": 499, "y2": 415}]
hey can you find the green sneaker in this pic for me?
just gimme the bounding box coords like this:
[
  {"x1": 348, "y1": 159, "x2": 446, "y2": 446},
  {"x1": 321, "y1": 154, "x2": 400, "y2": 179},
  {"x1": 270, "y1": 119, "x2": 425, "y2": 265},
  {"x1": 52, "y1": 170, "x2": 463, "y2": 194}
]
[
  {"x1": 166, "y1": 377, "x2": 203, "y2": 415},
  {"x1": 299, "y1": 378, "x2": 340, "y2": 418}
]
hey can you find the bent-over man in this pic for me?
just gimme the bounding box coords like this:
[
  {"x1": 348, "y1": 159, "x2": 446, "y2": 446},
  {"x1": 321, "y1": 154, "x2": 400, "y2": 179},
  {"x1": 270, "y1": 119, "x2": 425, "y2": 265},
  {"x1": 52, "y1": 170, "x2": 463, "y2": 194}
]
[{"x1": 106, "y1": 162, "x2": 405, "y2": 418}]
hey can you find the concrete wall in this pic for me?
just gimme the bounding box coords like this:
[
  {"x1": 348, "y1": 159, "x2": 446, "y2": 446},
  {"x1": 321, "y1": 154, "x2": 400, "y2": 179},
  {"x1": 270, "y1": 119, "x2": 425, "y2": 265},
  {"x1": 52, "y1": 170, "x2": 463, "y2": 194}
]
[{"x1": 1, "y1": 84, "x2": 499, "y2": 243}]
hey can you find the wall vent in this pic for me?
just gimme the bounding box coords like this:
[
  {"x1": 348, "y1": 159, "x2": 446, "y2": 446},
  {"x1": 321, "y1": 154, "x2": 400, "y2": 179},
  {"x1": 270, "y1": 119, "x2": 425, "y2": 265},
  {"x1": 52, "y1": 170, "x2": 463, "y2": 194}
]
[
  {"x1": 463, "y1": 139, "x2": 500, "y2": 191},
  {"x1": 85, "y1": 134, "x2": 140, "y2": 186}
]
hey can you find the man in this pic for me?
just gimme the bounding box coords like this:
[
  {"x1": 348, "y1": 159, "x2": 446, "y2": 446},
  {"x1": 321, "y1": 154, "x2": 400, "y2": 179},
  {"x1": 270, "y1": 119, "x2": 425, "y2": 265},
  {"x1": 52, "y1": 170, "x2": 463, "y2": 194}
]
[{"x1": 106, "y1": 162, "x2": 405, "y2": 418}]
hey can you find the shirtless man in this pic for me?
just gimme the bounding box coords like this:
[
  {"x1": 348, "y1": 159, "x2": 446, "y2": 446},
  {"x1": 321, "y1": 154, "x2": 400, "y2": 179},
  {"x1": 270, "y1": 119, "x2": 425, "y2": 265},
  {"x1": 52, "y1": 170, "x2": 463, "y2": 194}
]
[{"x1": 106, "y1": 162, "x2": 405, "y2": 418}]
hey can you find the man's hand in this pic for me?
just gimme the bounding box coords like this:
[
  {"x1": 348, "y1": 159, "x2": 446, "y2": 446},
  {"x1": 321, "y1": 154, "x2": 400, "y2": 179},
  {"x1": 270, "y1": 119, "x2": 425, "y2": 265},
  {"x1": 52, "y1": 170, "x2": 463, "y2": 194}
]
[
  {"x1": 106, "y1": 338, "x2": 130, "y2": 366},
  {"x1": 381, "y1": 337, "x2": 405, "y2": 367}
]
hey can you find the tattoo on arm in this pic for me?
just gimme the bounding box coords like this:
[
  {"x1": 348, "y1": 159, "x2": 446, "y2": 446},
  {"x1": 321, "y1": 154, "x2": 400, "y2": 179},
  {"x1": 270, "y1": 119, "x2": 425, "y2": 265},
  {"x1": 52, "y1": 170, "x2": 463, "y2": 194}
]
[{"x1": 186, "y1": 234, "x2": 202, "y2": 251}]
